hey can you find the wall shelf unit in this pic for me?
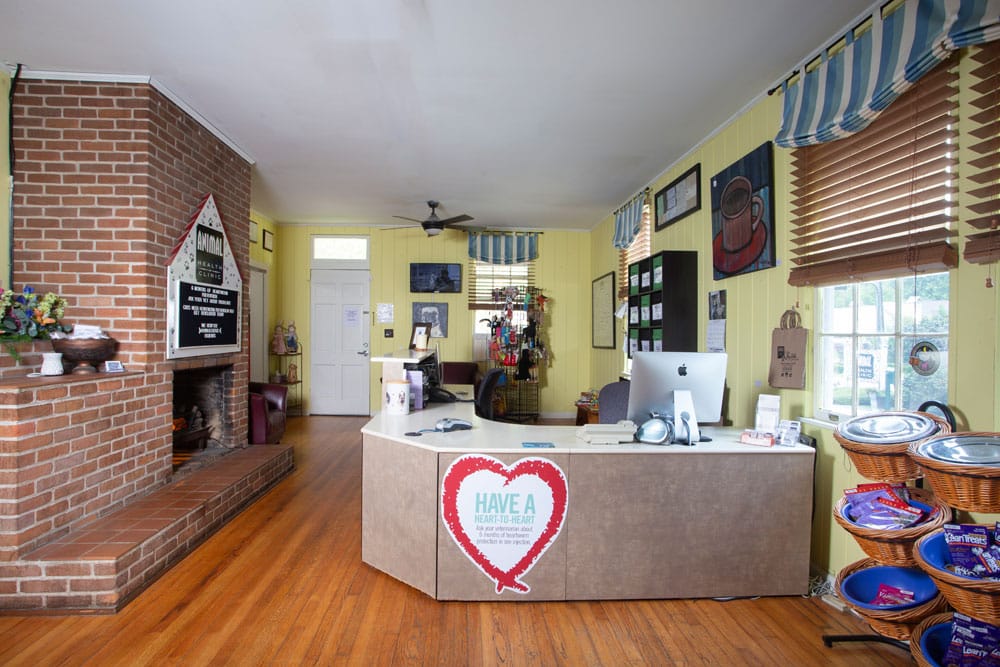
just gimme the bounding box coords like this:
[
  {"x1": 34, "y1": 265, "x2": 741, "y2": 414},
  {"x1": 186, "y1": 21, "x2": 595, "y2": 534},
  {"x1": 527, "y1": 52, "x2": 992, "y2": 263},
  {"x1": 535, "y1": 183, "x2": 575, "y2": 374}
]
[{"x1": 627, "y1": 250, "x2": 698, "y2": 356}]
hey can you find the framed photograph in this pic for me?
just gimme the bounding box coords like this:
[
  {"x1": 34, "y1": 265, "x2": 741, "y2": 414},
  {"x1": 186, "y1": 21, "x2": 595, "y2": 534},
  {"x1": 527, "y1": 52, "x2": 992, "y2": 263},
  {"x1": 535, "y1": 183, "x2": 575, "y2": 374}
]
[
  {"x1": 409, "y1": 322, "x2": 431, "y2": 350},
  {"x1": 710, "y1": 142, "x2": 776, "y2": 280},
  {"x1": 103, "y1": 360, "x2": 125, "y2": 373},
  {"x1": 412, "y1": 302, "x2": 448, "y2": 337},
  {"x1": 654, "y1": 163, "x2": 701, "y2": 231},
  {"x1": 249, "y1": 220, "x2": 260, "y2": 244},
  {"x1": 262, "y1": 229, "x2": 274, "y2": 252},
  {"x1": 591, "y1": 271, "x2": 616, "y2": 349},
  {"x1": 409, "y1": 263, "x2": 461, "y2": 293}
]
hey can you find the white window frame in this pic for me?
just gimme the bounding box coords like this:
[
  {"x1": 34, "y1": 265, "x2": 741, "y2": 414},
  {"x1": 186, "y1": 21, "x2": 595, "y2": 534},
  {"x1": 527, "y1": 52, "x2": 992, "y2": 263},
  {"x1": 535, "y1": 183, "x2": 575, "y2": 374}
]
[
  {"x1": 311, "y1": 235, "x2": 370, "y2": 270},
  {"x1": 814, "y1": 273, "x2": 949, "y2": 423}
]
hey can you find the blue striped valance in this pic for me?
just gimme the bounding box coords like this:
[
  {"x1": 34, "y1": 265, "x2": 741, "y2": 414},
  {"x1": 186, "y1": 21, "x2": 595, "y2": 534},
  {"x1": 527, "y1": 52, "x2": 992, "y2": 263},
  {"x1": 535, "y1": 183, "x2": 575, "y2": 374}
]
[
  {"x1": 612, "y1": 190, "x2": 647, "y2": 250},
  {"x1": 776, "y1": 0, "x2": 1000, "y2": 147},
  {"x1": 467, "y1": 231, "x2": 539, "y2": 265}
]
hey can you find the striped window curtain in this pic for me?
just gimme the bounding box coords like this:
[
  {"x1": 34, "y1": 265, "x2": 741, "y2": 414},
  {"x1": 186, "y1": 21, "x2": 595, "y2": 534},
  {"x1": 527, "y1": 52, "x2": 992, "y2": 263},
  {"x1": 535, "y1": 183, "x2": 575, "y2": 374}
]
[
  {"x1": 612, "y1": 190, "x2": 648, "y2": 250},
  {"x1": 776, "y1": 0, "x2": 1000, "y2": 148},
  {"x1": 467, "y1": 231, "x2": 539, "y2": 264}
]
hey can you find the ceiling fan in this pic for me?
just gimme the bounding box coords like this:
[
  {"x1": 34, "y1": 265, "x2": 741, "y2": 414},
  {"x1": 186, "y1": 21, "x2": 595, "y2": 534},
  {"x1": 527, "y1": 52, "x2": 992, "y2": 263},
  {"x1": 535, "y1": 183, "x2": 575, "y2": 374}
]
[{"x1": 393, "y1": 200, "x2": 474, "y2": 237}]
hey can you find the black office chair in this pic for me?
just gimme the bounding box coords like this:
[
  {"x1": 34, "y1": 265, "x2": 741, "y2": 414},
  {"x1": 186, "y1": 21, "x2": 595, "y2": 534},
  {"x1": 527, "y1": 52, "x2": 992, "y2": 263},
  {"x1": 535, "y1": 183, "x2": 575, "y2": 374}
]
[
  {"x1": 597, "y1": 381, "x2": 630, "y2": 424},
  {"x1": 476, "y1": 368, "x2": 506, "y2": 420}
]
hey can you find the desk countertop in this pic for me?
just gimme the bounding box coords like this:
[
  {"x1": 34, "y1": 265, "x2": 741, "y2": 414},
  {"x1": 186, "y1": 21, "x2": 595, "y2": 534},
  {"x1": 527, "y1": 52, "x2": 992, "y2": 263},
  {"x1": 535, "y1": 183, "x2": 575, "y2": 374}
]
[{"x1": 362, "y1": 399, "x2": 814, "y2": 456}]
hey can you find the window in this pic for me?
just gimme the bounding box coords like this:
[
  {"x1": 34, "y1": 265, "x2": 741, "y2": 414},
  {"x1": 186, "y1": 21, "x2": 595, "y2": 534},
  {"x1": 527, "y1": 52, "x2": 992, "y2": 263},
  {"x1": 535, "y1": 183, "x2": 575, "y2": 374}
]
[
  {"x1": 311, "y1": 235, "x2": 369, "y2": 269},
  {"x1": 617, "y1": 202, "x2": 650, "y2": 300},
  {"x1": 468, "y1": 259, "x2": 536, "y2": 334},
  {"x1": 787, "y1": 54, "x2": 959, "y2": 287},
  {"x1": 618, "y1": 202, "x2": 650, "y2": 370},
  {"x1": 815, "y1": 272, "x2": 949, "y2": 421}
]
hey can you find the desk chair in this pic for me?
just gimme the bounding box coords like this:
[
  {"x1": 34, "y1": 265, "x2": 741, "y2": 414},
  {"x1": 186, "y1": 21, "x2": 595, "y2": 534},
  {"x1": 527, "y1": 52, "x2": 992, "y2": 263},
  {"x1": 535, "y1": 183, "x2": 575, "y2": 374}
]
[
  {"x1": 597, "y1": 380, "x2": 630, "y2": 424},
  {"x1": 475, "y1": 368, "x2": 506, "y2": 420}
]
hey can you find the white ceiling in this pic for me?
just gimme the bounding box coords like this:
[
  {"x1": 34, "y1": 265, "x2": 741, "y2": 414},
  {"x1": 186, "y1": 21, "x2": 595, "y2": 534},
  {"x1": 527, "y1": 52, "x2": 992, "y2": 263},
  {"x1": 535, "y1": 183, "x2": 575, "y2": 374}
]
[{"x1": 2, "y1": 0, "x2": 873, "y2": 231}]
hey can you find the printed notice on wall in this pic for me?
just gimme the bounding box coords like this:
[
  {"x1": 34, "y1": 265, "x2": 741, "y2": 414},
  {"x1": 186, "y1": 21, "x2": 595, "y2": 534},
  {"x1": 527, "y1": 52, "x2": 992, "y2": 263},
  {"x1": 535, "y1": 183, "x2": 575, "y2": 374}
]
[{"x1": 441, "y1": 454, "x2": 568, "y2": 594}]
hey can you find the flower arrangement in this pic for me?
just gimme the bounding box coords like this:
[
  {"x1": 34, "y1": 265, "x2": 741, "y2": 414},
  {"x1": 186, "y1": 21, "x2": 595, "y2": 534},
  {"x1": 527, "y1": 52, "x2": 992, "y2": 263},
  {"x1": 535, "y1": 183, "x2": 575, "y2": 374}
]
[{"x1": 0, "y1": 286, "x2": 72, "y2": 361}]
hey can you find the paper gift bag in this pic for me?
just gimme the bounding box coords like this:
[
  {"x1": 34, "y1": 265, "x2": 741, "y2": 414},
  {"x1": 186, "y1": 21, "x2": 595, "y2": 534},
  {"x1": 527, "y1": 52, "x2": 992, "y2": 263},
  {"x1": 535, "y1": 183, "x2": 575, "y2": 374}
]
[{"x1": 768, "y1": 309, "x2": 807, "y2": 389}]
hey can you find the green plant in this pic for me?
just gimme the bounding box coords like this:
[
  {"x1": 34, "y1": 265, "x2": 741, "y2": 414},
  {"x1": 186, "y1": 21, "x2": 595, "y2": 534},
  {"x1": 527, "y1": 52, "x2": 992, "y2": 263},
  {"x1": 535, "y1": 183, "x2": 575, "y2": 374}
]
[{"x1": 0, "y1": 286, "x2": 72, "y2": 361}]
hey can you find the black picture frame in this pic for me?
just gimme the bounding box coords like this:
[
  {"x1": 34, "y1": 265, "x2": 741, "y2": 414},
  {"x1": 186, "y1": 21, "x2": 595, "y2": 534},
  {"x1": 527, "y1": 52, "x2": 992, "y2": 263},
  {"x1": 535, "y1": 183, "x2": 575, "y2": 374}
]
[
  {"x1": 262, "y1": 229, "x2": 274, "y2": 252},
  {"x1": 654, "y1": 163, "x2": 702, "y2": 231},
  {"x1": 591, "y1": 271, "x2": 616, "y2": 349},
  {"x1": 409, "y1": 262, "x2": 461, "y2": 293},
  {"x1": 409, "y1": 322, "x2": 431, "y2": 350}
]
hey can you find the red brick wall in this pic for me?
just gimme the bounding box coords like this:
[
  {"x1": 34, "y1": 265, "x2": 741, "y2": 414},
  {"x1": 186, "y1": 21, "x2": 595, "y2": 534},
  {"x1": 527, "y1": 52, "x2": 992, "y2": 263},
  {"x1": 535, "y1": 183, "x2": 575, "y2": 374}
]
[{"x1": 1, "y1": 80, "x2": 252, "y2": 561}]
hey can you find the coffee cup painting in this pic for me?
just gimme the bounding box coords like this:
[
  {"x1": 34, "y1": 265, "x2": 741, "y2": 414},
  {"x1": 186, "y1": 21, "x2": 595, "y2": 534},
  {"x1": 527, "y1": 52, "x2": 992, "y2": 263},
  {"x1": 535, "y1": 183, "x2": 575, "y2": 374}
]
[{"x1": 710, "y1": 141, "x2": 776, "y2": 280}]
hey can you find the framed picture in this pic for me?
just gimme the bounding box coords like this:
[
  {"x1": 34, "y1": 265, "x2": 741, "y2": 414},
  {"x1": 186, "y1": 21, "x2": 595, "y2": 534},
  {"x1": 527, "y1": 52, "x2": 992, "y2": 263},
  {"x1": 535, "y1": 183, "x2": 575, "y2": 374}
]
[
  {"x1": 710, "y1": 142, "x2": 776, "y2": 280},
  {"x1": 409, "y1": 322, "x2": 431, "y2": 350},
  {"x1": 103, "y1": 360, "x2": 125, "y2": 373},
  {"x1": 249, "y1": 220, "x2": 260, "y2": 244},
  {"x1": 262, "y1": 229, "x2": 274, "y2": 252},
  {"x1": 412, "y1": 302, "x2": 448, "y2": 337},
  {"x1": 409, "y1": 263, "x2": 461, "y2": 293},
  {"x1": 654, "y1": 163, "x2": 701, "y2": 231},
  {"x1": 591, "y1": 272, "x2": 616, "y2": 349}
]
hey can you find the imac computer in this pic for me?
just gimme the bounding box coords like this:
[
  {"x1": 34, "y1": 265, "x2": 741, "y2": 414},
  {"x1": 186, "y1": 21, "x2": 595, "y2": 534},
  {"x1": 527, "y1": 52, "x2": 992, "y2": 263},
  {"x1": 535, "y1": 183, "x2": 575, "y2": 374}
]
[{"x1": 627, "y1": 352, "x2": 727, "y2": 439}]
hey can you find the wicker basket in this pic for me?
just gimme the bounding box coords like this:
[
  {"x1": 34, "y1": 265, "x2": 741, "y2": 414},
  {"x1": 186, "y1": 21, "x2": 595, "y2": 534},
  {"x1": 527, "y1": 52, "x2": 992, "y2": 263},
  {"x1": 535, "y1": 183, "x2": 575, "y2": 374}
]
[
  {"x1": 833, "y1": 487, "x2": 952, "y2": 566},
  {"x1": 909, "y1": 612, "x2": 953, "y2": 667},
  {"x1": 914, "y1": 530, "x2": 1000, "y2": 625},
  {"x1": 835, "y1": 412, "x2": 951, "y2": 483},
  {"x1": 834, "y1": 557, "x2": 950, "y2": 641},
  {"x1": 907, "y1": 432, "x2": 1000, "y2": 512}
]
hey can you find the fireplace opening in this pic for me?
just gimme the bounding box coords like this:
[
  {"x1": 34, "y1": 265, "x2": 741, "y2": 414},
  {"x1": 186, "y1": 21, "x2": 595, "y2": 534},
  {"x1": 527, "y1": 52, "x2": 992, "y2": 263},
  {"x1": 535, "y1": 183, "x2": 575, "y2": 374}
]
[{"x1": 172, "y1": 365, "x2": 235, "y2": 473}]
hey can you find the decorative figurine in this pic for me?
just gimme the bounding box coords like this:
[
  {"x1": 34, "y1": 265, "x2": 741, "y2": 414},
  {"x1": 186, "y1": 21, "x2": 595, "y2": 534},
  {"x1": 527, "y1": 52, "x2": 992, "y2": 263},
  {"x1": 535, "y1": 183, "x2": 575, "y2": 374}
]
[
  {"x1": 271, "y1": 322, "x2": 287, "y2": 354},
  {"x1": 285, "y1": 321, "x2": 299, "y2": 353},
  {"x1": 287, "y1": 363, "x2": 298, "y2": 384}
]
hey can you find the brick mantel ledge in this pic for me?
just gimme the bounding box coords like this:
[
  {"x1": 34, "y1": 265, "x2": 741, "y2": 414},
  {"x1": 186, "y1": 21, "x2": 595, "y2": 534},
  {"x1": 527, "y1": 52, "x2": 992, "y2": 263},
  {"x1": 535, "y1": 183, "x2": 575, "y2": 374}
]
[{"x1": 0, "y1": 371, "x2": 171, "y2": 562}]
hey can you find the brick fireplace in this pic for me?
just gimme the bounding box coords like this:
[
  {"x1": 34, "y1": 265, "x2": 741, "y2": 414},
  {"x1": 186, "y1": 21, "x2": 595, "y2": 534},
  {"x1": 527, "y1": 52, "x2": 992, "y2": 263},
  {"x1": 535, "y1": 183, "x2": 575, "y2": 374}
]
[{"x1": 0, "y1": 78, "x2": 288, "y2": 612}]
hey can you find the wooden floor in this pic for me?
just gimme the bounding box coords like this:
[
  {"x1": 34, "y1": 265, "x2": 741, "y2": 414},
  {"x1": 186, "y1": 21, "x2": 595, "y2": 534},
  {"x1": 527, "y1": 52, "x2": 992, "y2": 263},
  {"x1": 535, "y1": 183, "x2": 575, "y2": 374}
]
[{"x1": 0, "y1": 416, "x2": 915, "y2": 666}]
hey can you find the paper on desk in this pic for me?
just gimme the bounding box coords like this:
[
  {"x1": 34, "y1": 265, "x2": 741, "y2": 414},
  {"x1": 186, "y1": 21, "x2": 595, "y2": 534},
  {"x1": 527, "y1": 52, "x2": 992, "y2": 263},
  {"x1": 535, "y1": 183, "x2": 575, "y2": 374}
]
[{"x1": 707, "y1": 319, "x2": 726, "y2": 353}]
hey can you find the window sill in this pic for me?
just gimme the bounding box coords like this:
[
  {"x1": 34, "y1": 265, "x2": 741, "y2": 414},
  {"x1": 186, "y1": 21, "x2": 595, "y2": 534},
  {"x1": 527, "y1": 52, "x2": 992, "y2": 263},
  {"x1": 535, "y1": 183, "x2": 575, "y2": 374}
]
[{"x1": 799, "y1": 416, "x2": 837, "y2": 431}]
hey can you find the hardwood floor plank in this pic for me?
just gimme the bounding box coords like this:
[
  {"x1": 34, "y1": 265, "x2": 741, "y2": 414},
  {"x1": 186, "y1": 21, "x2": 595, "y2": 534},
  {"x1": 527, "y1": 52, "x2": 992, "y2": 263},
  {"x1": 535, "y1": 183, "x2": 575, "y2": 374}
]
[{"x1": 0, "y1": 415, "x2": 915, "y2": 666}]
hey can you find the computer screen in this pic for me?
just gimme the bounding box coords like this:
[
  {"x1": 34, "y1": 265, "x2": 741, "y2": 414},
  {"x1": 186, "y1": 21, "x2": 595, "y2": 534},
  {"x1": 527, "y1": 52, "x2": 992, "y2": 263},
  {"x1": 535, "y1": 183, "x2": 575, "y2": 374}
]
[{"x1": 626, "y1": 351, "x2": 727, "y2": 424}]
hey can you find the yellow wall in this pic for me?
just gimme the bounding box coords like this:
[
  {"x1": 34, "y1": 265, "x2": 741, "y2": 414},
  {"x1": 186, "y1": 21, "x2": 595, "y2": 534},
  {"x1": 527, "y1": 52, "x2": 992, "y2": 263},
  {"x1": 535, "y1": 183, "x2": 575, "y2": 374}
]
[
  {"x1": 586, "y1": 49, "x2": 1000, "y2": 578},
  {"x1": 1, "y1": 70, "x2": 11, "y2": 287},
  {"x1": 267, "y1": 225, "x2": 593, "y2": 416}
]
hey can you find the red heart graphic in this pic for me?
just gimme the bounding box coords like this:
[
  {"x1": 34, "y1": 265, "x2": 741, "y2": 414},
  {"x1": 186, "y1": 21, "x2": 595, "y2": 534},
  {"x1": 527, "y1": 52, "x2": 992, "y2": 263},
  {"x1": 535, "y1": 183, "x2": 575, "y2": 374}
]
[{"x1": 441, "y1": 455, "x2": 568, "y2": 594}]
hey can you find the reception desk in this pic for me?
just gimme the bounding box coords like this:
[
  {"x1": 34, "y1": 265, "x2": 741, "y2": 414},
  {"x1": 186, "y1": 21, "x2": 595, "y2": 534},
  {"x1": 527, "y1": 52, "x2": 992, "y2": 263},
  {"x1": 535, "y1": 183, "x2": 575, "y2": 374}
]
[{"x1": 361, "y1": 399, "x2": 815, "y2": 601}]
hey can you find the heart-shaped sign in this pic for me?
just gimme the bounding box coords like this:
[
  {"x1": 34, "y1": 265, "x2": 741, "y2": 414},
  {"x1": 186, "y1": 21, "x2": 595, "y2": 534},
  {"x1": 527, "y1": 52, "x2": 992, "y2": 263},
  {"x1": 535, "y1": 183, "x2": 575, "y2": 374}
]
[{"x1": 441, "y1": 454, "x2": 568, "y2": 594}]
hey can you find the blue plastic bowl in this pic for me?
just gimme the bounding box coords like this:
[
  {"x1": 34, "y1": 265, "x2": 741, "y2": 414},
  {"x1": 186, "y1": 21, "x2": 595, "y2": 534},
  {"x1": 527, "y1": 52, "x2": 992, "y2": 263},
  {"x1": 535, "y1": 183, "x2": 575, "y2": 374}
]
[
  {"x1": 842, "y1": 499, "x2": 933, "y2": 528},
  {"x1": 839, "y1": 564, "x2": 938, "y2": 610},
  {"x1": 918, "y1": 621, "x2": 952, "y2": 667},
  {"x1": 918, "y1": 531, "x2": 982, "y2": 581}
]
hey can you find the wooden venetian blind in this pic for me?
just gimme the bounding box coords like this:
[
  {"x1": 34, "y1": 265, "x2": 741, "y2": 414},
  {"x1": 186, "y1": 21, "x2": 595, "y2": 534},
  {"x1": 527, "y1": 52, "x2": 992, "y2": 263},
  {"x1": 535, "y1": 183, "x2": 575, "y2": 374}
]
[
  {"x1": 617, "y1": 201, "x2": 651, "y2": 299},
  {"x1": 963, "y1": 41, "x2": 1000, "y2": 265},
  {"x1": 787, "y1": 55, "x2": 959, "y2": 287},
  {"x1": 467, "y1": 260, "x2": 536, "y2": 311}
]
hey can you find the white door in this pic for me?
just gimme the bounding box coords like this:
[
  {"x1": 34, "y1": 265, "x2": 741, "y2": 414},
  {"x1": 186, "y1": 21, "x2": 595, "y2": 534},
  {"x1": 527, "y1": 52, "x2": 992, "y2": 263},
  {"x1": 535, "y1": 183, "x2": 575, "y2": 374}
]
[
  {"x1": 310, "y1": 269, "x2": 371, "y2": 414},
  {"x1": 249, "y1": 268, "x2": 268, "y2": 384}
]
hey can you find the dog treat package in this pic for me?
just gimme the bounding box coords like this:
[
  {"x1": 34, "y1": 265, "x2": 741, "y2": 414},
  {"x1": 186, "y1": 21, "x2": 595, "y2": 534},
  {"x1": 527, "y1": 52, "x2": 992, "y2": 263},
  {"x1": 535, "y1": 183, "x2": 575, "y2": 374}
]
[
  {"x1": 943, "y1": 613, "x2": 1000, "y2": 667},
  {"x1": 943, "y1": 524, "x2": 991, "y2": 578},
  {"x1": 868, "y1": 583, "x2": 914, "y2": 607}
]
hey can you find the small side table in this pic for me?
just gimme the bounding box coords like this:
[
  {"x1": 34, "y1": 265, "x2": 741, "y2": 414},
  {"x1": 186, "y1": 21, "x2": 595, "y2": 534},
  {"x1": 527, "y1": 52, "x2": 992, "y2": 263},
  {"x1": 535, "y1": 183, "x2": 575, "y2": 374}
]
[{"x1": 575, "y1": 404, "x2": 599, "y2": 425}]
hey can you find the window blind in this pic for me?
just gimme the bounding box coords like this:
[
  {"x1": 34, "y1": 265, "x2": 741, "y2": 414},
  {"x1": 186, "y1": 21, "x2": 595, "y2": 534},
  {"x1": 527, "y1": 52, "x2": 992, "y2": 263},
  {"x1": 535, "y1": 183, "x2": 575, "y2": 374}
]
[
  {"x1": 963, "y1": 41, "x2": 1000, "y2": 265},
  {"x1": 617, "y1": 202, "x2": 650, "y2": 299},
  {"x1": 787, "y1": 55, "x2": 959, "y2": 287},
  {"x1": 467, "y1": 259, "x2": 536, "y2": 311}
]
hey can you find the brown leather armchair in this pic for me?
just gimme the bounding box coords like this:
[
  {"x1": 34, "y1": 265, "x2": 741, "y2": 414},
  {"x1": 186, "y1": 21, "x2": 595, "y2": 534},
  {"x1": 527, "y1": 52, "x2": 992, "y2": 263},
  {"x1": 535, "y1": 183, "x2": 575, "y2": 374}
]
[{"x1": 248, "y1": 382, "x2": 287, "y2": 444}]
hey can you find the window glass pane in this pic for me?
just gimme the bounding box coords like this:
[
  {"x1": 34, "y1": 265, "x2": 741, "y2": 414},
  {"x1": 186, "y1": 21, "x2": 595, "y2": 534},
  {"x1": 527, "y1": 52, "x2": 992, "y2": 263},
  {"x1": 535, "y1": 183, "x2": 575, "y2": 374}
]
[
  {"x1": 313, "y1": 236, "x2": 368, "y2": 261},
  {"x1": 856, "y1": 336, "x2": 895, "y2": 414},
  {"x1": 901, "y1": 336, "x2": 949, "y2": 410},
  {"x1": 820, "y1": 284, "x2": 853, "y2": 334},
  {"x1": 857, "y1": 279, "x2": 896, "y2": 335},
  {"x1": 900, "y1": 273, "x2": 950, "y2": 334},
  {"x1": 818, "y1": 335, "x2": 853, "y2": 415}
]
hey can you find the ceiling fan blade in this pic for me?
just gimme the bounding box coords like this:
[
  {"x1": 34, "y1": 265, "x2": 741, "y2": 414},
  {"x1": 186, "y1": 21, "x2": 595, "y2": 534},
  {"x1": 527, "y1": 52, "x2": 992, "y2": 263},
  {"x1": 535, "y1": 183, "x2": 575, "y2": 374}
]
[
  {"x1": 439, "y1": 214, "x2": 474, "y2": 226},
  {"x1": 392, "y1": 215, "x2": 424, "y2": 223}
]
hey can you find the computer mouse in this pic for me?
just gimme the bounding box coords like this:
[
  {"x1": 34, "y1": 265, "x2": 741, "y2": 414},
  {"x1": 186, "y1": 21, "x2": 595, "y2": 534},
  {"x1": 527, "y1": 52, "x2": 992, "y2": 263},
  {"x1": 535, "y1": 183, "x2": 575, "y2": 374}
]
[{"x1": 436, "y1": 418, "x2": 472, "y2": 432}]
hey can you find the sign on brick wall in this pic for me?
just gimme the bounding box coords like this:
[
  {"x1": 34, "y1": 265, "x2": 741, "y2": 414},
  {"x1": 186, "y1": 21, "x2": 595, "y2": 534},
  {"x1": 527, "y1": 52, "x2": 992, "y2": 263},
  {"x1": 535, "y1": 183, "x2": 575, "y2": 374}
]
[{"x1": 166, "y1": 194, "x2": 243, "y2": 359}]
